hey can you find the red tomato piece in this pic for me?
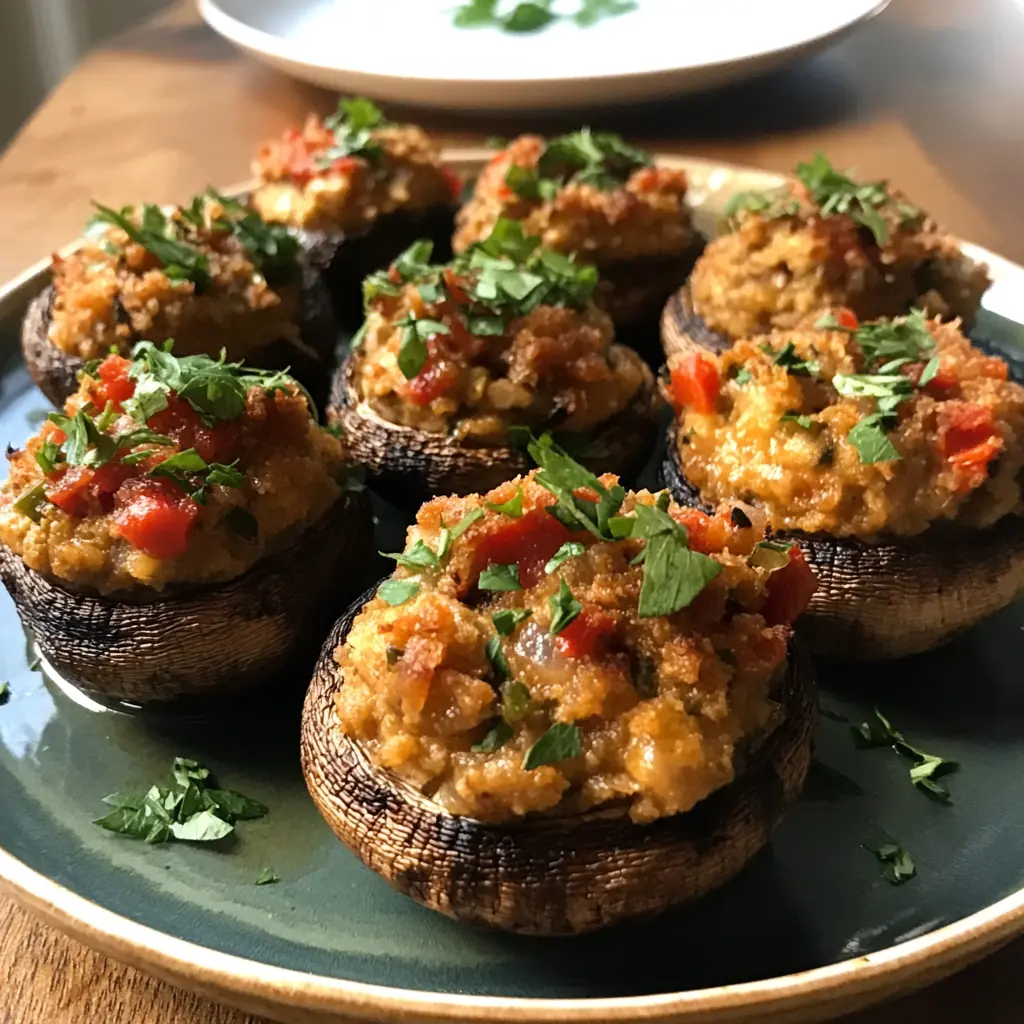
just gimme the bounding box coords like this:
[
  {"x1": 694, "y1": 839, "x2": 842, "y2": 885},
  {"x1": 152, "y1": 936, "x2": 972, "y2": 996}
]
[
  {"x1": 441, "y1": 166, "x2": 463, "y2": 203},
  {"x1": 939, "y1": 403, "x2": 998, "y2": 458},
  {"x1": 472, "y1": 511, "x2": 574, "y2": 589},
  {"x1": 669, "y1": 353, "x2": 720, "y2": 415},
  {"x1": 91, "y1": 354, "x2": 135, "y2": 412},
  {"x1": 40, "y1": 420, "x2": 66, "y2": 445},
  {"x1": 555, "y1": 608, "x2": 616, "y2": 659},
  {"x1": 834, "y1": 307, "x2": 859, "y2": 330},
  {"x1": 47, "y1": 466, "x2": 95, "y2": 518},
  {"x1": 401, "y1": 345, "x2": 459, "y2": 407},
  {"x1": 146, "y1": 396, "x2": 236, "y2": 463},
  {"x1": 762, "y1": 546, "x2": 818, "y2": 626},
  {"x1": 443, "y1": 268, "x2": 471, "y2": 306},
  {"x1": 113, "y1": 479, "x2": 200, "y2": 559},
  {"x1": 669, "y1": 507, "x2": 717, "y2": 554}
]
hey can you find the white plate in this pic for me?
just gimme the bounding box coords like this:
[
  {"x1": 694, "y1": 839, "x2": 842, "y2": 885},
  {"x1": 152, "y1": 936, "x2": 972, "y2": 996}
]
[{"x1": 198, "y1": 0, "x2": 890, "y2": 111}]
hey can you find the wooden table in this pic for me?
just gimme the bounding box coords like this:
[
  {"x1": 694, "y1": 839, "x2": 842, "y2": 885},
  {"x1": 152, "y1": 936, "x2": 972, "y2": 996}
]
[{"x1": 1, "y1": 0, "x2": 1023, "y2": 1020}]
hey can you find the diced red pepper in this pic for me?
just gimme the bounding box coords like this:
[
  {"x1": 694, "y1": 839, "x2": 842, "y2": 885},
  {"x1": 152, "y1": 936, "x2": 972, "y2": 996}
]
[
  {"x1": 91, "y1": 354, "x2": 135, "y2": 412},
  {"x1": 40, "y1": 420, "x2": 66, "y2": 445},
  {"x1": 833, "y1": 307, "x2": 859, "y2": 331},
  {"x1": 555, "y1": 607, "x2": 616, "y2": 659},
  {"x1": 47, "y1": 466, "x2": 95, "y2": 518},
  {"x1": 939, "y1": 402, "x2": 1003, "y2": 492},
  {"x1": 400, "y1": 344, "x2": 459, "y2": 407},
  {"x1": 902, "y1": 360, "x2": 959, "y2": 400},
  {"x1": 441, "y1": 166, "x2": 463, "y2": 203},
  {"x1": 443, "y1": 268, "x2": 471, "y2": 306},
  {"x1": 669, "y1": 353, "x2": 719, "y2": 415},
  {"x1": 147, "y1": 396, "x2": 237, "y2": 464},
  {"x1": 472, "y1": 510, "x2": 574, "y2": 589},
  {"x1": 980, "y1": 356, "x2": 1009, "y2": 381},
  {"x1": 669, "y1": 507, "x2": 718, "y2": 554},
  {"x1": 112, "y1": 478, "x2": 200, "y2": 559},
  {"x1": 761, "y1": 546, "x2": 818, "y2": 626}
]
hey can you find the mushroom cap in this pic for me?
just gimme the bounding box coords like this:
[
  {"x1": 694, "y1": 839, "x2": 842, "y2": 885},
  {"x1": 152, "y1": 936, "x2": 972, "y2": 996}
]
[
  {"x1": 660, "y1": 422, "x2": 1024, "y2": 661},
  {"x1": 20, "y1": 258, "x2": 338, "y2": 412},
  {"x1": 300, "y1": 585, "x2": 816, "y2": 936},
  {"x1": 326, "y1": 348, "x2": 663, "y2": 507},
  {"x1": 0, "y1": 487, "x2": 374, "y2": 706}
]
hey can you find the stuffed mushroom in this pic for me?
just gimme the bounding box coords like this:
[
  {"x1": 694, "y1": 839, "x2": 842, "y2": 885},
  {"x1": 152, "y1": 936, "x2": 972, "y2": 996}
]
[
  {"x1": 252, "y1": 96, "x2": 461, "y2": 318},
  {"x1": 0, "y1": 344, "x2": 372, "y2": 705},
  {"x1": 454, "y1": 129, "x2": 700, "y2": 353},
  {"x1": 328, "y1": 219, "x2": 661, "y2": 504},
  {"x1": 301, "y1": 439, "x2": 817, "y2": 935},
  {"x1": 662, "y1": 309, "x2": 1024, "y2": 660},
  {"x1": 21, "y1": 189, "x2": 335, "y2": 408},
  {"x1": 664, "y1": 154, "x2": 991, "y2": 358}
]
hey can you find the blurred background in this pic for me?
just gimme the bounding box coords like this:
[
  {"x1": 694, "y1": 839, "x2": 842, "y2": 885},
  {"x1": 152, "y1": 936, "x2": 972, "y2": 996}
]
[{"x1": 0, "y1": 0, "x2": 170, "y2": 144}]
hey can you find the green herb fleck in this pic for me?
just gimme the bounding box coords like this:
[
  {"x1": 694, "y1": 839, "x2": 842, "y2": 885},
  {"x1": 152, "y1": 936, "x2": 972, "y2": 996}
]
[
  {"x1": 852, "y1": 708, "x2": 959, "y2": 802},
  {"x1": 486, "y1": 489, "x2": 524, "y2": 518},
  {"x1": 471, "y1": 719, "x2": 513, "y2": 753},
  {"x1": 523, "y1": 722, "x2": 582, "y2": 769},
  {"x1": 864, "y1": 836, "x2": 916, "y2": 885},
  {"x1": 14, "y1": 482, "x2": 47, "y2": 522},
  {"x1": 382, "y1": 539, "x2": 440, "y2": 571},
  {"x1": 377, "y1": 578, "x2": 420, "y2": 606},
  {"x1": 492, "y1": 608, "x2": 532, "y2": 636},
  {"x1": 255, "y1": 867, "x2": 279, "y2": 885},
  {"x1": 485, "y1": 636, "x2": 511, "y2": 681},
  {"x1": 548, "y1": 579, "x2": 582, "y2": 635},
  {"x1": 479, "y1": 562, "x2": 522, "y2": 591},
  {"x1": 545, "y1": 541, "x2": 586, "y2": 574}
]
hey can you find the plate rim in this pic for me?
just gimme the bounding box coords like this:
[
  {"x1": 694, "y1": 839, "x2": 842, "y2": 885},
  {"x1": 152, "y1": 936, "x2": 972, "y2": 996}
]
[
  {"x1": 1, "y1": 147, "x2": 1022, "y2": 1024},
  {"x1": 196, "y1": 0, "x2": 891, "y2": 88}
]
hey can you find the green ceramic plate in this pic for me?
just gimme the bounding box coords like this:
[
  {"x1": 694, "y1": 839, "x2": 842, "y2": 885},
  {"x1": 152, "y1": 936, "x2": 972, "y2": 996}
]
[{"x1": 2, "y1": 155, "x2": 1024, "y2": 1024}]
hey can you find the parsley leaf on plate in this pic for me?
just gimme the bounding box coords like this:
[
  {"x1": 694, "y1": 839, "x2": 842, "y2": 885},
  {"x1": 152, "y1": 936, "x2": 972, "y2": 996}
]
[
  {"x1": 93, "y1": 758, "x2": 266, "y2": 846},
  {"x1": 864, "y1": 836, "x2": 916, "y2": 885},
  {"x1": 492, "y1": 608, "x2": 532, "y2": 635},
  {"x1": 471, "y1": 718, "x2": 513, "y2": 753},
  {"x1": 486, "y1": 488, "x2": 524, "y2": 518},
  {"x1": 852, "y1": 708, "x2": 959, "y2": 801},
  {"x1": 544, "y1": 541, "x2": 586, "y2": 574}
]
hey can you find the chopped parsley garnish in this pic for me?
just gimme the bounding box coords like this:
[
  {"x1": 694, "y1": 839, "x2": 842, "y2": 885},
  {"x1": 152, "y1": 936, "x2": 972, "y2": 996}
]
[
  {"x1": 202, "y1": 189, "x2": 299, "y2": 286},
  {"x1": 479, "y1": 562, "x2": 522, "y2": 591},
  {"x1": 852, "y1": 708, "x2": 959, "y2": 802},
  {"x1": 486, "y1": 488, "x2": 524, "y2": 518},
  {"x1": 381, "y1": 539, "x2": 440, "y2": 571},
  {"x1": 527, "y1": 434, "x2": 721, "y2": 617},
  {"x1": 396, "y1": 317, "x2": 449, "y2": 379},
  {"x1": 548, "y1": 579, "x2": 582, "y2": 635},
  {"x1": 794, "y1": 154, "x2": 921, "y2": 245},
  {"x1": 126, "y1": 341, "x2": 312, "y2": 425},
  {"x1": 780, "y1": 413, "x2": 813, "y2": 429},
  {"x1": 255, "y1": 867, "x2": 279, "y2": 885},
  {"x1": 90, "y1": 202, "x2": 211, "y2": 290},
  {"x1": 471, "y1": 719, "x2": 513, "y2": 753},
  {"x1": 492, "y1": 608, "x2": 532, "y2": 635},
  {"x1": 734, "y1": 368, "x2": 753, "y2": 386},
  {"x1": 449, "y1": 507, "x2": 485, "y2": 540},
  {"x1": 93, "y1": 757, "x2": 267, "y2": 845},
  {"x1": 377, "y1": 578, "x2": 420, "y2": 606},
  {"x1": 725, "y1": 154, "x2": 920, "y2": 245},
  {"x1": 454, "y1": 0, "x2": 636, "y2": 33},
  {"x1": 544, "y1": 541, "x2": 586, "y2": 574},
  {"x1": 13, "y1": 483, "x2": 46, "y2": 523},
  {"x1": 223, "y1": 507, "x2": 258, "y2": 544},
  {"x1": 320, "y1": 96, "x2": 386, "y2": 167},
  {"x1": 501, "y1": 680, "x2": 532, "y2": 721},
  {"x1": 821, "y1": 311, "x2": 938, "y2": 464},
  {"x1": 149, "y1": 449, "x2": 245, "y2": 504},
  {"x1": 864, "y1": 836, "x2": 916, "y2": 885},
  {"x1": 523, "y1": 722, "x2": 582, "y2": 769},
  {"x1": 760, "y1": 340, "x2": 820, "y2": 378},
  {"x1": 504, "y1": 127, "x2": 650, "y2": 198},
  {"x1": 485, "y1": 635, "x2": 511, "y2": 681}
]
